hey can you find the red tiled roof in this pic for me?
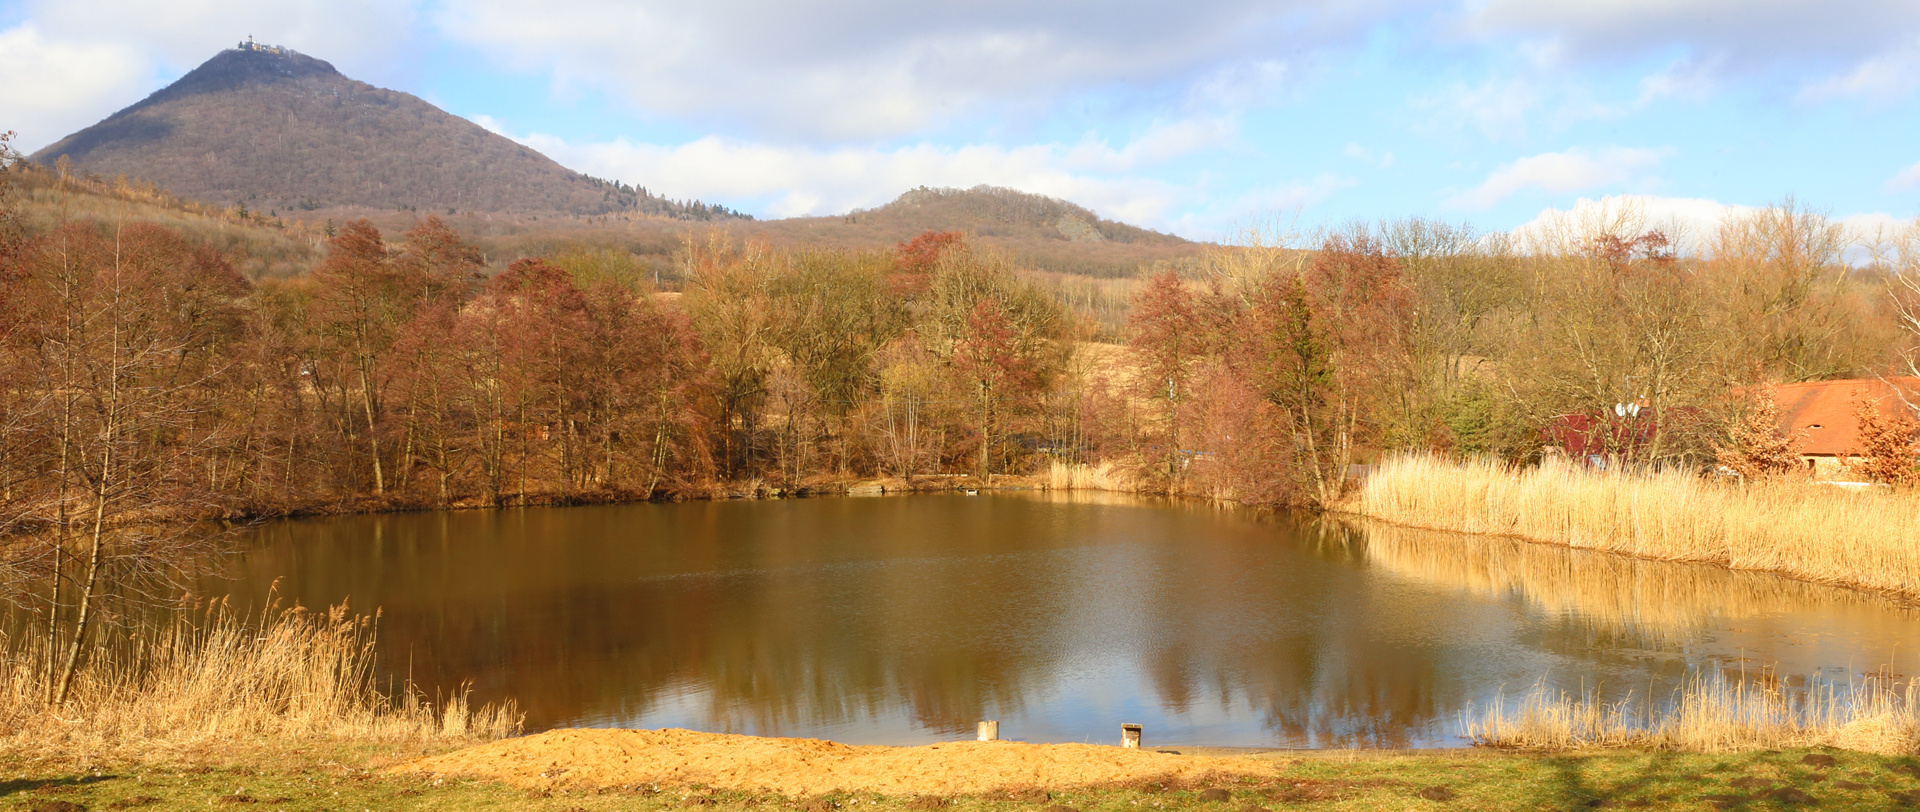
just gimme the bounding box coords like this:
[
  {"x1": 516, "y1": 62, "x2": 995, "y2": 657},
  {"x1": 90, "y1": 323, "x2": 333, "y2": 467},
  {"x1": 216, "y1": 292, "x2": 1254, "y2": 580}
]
[{"x1": 1768, "y1": 377, "x2": 1920, "y2": 456}]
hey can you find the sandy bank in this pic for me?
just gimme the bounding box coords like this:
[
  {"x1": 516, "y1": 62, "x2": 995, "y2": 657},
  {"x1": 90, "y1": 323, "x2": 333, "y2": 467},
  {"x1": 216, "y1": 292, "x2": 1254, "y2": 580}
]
[{"x1": 392, "y1": 728, "x2": 1279, "y2": 796}]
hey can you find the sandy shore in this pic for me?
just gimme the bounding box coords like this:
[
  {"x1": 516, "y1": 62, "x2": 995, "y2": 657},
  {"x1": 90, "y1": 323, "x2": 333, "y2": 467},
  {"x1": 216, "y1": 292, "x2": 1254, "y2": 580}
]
[{"x1": 391, "y1": 728, "x2": 1286, "y2": 795}]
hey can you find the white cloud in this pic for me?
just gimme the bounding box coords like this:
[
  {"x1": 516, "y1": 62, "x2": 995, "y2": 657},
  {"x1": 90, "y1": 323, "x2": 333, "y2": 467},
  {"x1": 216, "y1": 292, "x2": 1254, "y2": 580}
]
[
  {"x1": 524, "y1": 133, "x2": 1184, "y2": 224},
  {"x1": 1888, "y1": 160, "x2": 1920, "y2": 193},
  {"x1": 1510, "y1": 195, "x2": 1914, "y2": 261},
  {"x1": 0, "y1": 25, "x2": 148, "y2": 151},
  {"x1": 483, "y1": 117, "x2": 1321, "y2": 238},
  {"x1": 1060, "y1": 117, "x2": 1239, "y2": 173},
  {"x1": 1448, "y1": 146, "x2": 1673, "y2": 210},
  {"x1": 1510, "y1": 195, "x2": 1746, "y2": 254},
  {"x1": 1468, "y1": 0, "x2": 1920, "y2": 105},
  {"x1": 1798, "y1": 39, "x2": 1920, "y2": 104},
  {"x1": 27, "y1": 0, "x2": 420, "y2": 78},
  {"x1": 467, "y1": 114, "x2": 509, "y2": 136},
  {"x1": 433, "y1": 0, "x2": 1390, "y2": 139},
  {"x1": 1413, "y1": 76, "x2": 1542, "y2": 142},
  {"x1": 1467, "y1": 0, "x2": 1920, "y2": 66}
]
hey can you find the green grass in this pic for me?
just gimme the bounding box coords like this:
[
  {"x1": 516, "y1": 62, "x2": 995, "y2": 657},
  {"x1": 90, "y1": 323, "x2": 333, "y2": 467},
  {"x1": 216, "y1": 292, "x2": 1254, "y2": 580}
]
[{"x1": 7, "y1": 747, "x2": 1920, "y2": 812}]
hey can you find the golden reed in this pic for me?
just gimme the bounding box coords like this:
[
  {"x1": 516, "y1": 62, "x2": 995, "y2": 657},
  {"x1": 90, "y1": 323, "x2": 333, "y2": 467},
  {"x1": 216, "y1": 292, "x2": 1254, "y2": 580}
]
[
  {"x1": 1044, "y1": 460, "x2": 1143, "y2": 493},
  {"x1": 1346, "y1": 454, "x2": 1920, "y2": 600},
  {"x1": 0, "y1": 603, "x2": 519, "y2": 760},
  {"x1": 1466, "y1": 672, "x2": 1920, "y2": 753}
]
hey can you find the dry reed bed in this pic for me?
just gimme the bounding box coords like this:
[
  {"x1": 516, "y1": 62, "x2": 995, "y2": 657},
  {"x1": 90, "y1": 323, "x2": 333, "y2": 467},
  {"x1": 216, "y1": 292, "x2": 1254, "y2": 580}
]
[
  {"x1": 0, "y1": 604, "x2": 519, "y2": 761},
  {"x1": 1468, "y1": 673, "x2": 1920, "y2": 754},
  {"x1": 1045, "y1": 460, "x2": 1144, "y2": 493},
  {"x1": 1348, "y1": 454, "x2": 1920, "y2": 599}
]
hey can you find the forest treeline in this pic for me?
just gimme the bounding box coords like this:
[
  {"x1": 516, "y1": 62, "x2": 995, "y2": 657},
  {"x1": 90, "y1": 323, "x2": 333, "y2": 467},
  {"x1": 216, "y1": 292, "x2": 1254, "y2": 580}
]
[{"x1": 3, "y1": 180, "x2": 1915, "y2": 538}]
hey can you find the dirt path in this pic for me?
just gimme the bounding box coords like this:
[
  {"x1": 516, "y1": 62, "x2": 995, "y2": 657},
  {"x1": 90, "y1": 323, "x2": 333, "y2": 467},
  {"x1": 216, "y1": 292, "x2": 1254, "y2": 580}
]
[{"x1": 393, "y1": 728, "x2": 1281, "y2": 796}]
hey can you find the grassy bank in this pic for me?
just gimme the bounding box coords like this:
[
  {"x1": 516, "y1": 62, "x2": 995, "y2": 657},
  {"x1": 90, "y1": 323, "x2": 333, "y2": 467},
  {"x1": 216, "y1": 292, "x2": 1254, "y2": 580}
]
[
  {"x1": 9, "y1": 745, "x2": 1920, "y2": 811},
  {"x1": 1346, "y1": 453, "x2": 1920, "y2": 599},
  {"x1": 1469, "y1": 672, "x2": 1920, "y2": 754},
  {"x1": 0, "y1": 603, "x2": 518, "y2": 765}
]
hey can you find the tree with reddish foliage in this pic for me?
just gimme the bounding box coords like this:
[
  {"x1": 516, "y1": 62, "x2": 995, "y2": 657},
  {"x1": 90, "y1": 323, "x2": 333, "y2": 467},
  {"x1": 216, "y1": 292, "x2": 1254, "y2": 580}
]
[
  {"x1": 1245, "y1": 273, "x2": 1330, "y2": 490},
  {"x1": 605, "y1": 286, "x2": 715, "y2": 495},
  {"x1": 389, "y1": 299, "x2": 468, "y2": 504},
  {"x1": 1237, "y1": 231, "x2": 1412, "y2": 505},
  {"x1": 486, "y1": 258, "x2": 593, "y2": 496},
  {"x1": 1590, "y1": 229, "x2": 1676, "y2": 270},
  {"x1": 1128, "y1": 271, "x2": 1198, "y2": 478},
  {"x1": 386, "y1": 219, "x2": 488, "y2": 501},
  {"x1": 954, "y1": 298, "x2": 1039, "y2": 483},
  {"x1": 1182, "y1": 367, "x2": 1297, "y2": 506},
  {"x1": 1852, "y1": 399, "x2": 1920, "y2": 486},
  {"x1": 398, "y1": 215, "x2": 486, "y2": 298},
  {"x1": 891, "y1": 230, "x2": 965, "y2": 299},
  {"x1": 1714, "y1": 393, "x2": 1806, "y2": 480},
  {"x1": 309, "y1": 219, "x2": 445, "y2": 496}
]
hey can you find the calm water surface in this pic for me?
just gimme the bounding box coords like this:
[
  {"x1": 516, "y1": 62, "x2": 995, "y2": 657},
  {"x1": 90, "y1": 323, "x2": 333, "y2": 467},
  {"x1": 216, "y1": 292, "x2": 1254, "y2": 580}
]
[{"x1": 214, "y1": 492, "x2": 1920, "y2": 747}]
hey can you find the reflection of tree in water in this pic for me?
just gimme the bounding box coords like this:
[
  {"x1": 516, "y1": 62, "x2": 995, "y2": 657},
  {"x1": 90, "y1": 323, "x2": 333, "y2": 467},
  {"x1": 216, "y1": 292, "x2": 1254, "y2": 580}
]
[
  {"x1": 1339, "y1": 516, "x2": 1920, "y2": 652},
  {"x1": 216, "y1": 499, "x2": 1080, "y2": 734},
  {"x1": 1132, "y1": 519, "x2": 1448, "y2": 748}
]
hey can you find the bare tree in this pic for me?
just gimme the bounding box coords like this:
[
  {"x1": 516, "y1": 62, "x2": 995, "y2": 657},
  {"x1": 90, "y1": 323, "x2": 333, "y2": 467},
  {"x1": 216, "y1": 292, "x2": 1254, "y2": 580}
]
[{"x1": 6, "y1": 221, "x2": 241, "y2": 704}]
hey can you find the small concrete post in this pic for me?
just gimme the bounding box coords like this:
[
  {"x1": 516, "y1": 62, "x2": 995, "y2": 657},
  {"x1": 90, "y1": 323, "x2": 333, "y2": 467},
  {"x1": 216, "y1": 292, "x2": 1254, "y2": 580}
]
[
  {"x1": 1121, "y1": 723, "x2": 1142, "y2": 749},
  {"x1": 977, "y1": 720, "x2": 999, "y2": 741}
]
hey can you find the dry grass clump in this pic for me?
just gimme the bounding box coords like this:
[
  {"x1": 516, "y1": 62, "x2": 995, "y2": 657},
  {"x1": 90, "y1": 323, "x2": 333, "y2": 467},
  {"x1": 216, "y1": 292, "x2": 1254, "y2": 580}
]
[
  {"x1": 1468, "y1": 672, "x2": 1920, "y2": 753},
  {"x1": 1348, "y1": 454, "x2": 1920, "y2": 598},
  {"x1": 1044, "y1": 460, "x2": 1142, "y2": 492},
  {"x1": 0, "y1": 602, "x2": 520, "y2": 761}
]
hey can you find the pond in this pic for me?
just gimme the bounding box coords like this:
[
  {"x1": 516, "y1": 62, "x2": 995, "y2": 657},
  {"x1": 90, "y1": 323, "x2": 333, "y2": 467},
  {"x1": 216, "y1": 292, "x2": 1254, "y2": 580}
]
[{"x1": 213, "y1": 492, "x2": 1920, "y2": 748}]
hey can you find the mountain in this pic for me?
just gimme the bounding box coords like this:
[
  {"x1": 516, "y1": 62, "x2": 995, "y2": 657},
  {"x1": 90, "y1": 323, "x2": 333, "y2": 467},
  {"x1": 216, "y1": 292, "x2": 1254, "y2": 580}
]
[
  {"x1": 861, "y1": 186, "x2": 1184, "y2": 245},
  {"x1": 750, "y1": 186, "x2": 1199, "y2": 277},
  {"x1": 29, "y1": 42, "x2": 742, "y2": 220}
]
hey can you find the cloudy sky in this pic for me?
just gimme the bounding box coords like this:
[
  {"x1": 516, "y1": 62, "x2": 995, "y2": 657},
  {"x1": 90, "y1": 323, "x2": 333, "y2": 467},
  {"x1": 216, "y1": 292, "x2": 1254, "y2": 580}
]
[{"x1": 3, "y1": 0, "x2": 1918, "y2": 241}]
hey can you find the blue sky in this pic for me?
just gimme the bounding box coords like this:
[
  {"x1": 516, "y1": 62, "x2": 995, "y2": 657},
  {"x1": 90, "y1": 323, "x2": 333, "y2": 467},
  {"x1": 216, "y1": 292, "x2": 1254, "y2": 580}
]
[{"x1": 3, "y1": 0, "x2": 1919, "y2": 243}]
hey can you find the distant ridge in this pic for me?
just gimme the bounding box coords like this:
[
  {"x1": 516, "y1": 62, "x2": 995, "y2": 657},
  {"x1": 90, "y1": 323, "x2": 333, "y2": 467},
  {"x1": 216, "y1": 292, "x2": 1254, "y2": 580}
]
[
  {"x1": 30, "y1": 42, "x2": 744, "y2": 220},
  {"x1": 752, "y1": 185, "x2": 1197, "y2": 278},
  {"x1": 870, "y1": 186, "x2": 1184, "y2": 245}
]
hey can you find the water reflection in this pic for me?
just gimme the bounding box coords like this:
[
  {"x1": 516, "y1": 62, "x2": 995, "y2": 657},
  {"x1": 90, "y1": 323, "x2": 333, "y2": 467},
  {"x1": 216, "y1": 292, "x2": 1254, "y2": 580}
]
[
  {"x1": 209, "y1": 494, "x2": 1920, "y2": 747},
  {"x1": 1340, "y1": 518, "x2": 1918, "y2": 676}
]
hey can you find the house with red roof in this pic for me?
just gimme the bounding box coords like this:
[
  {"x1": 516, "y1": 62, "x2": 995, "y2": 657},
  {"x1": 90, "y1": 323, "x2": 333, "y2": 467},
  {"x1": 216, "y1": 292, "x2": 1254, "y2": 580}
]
[{"x1": 1768, "y1": 377, "x2": 1920, "y2": 480}]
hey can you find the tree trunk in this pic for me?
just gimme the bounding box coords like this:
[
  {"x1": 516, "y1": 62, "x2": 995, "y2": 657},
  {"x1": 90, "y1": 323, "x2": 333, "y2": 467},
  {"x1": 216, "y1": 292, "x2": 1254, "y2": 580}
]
[
  {"x1": 977, "y1": 380, "x2": 992, "y2": 485},
  {"x1": 46, "y1": 391, "x2": 74, "y2": 703},
  {"x1": 53, "y1": 476, "x2": 109, "y2": 706},
  {"x1": 358, "y1": 370, "x2": 384, "y2": 495}
]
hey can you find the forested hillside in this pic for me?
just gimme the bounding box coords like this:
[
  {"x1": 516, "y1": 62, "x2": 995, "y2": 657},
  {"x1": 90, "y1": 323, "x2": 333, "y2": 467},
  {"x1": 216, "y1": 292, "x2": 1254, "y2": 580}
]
[{"x1": 760, "y1": 186, "x2": 1201, "y2": 278}]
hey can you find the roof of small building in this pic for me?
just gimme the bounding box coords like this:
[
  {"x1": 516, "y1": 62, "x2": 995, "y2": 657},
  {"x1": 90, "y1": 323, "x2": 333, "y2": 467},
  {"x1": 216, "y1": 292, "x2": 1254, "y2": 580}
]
[{"x1": 1769, "y1": 377, "x2": 1920, "y2": 456}]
